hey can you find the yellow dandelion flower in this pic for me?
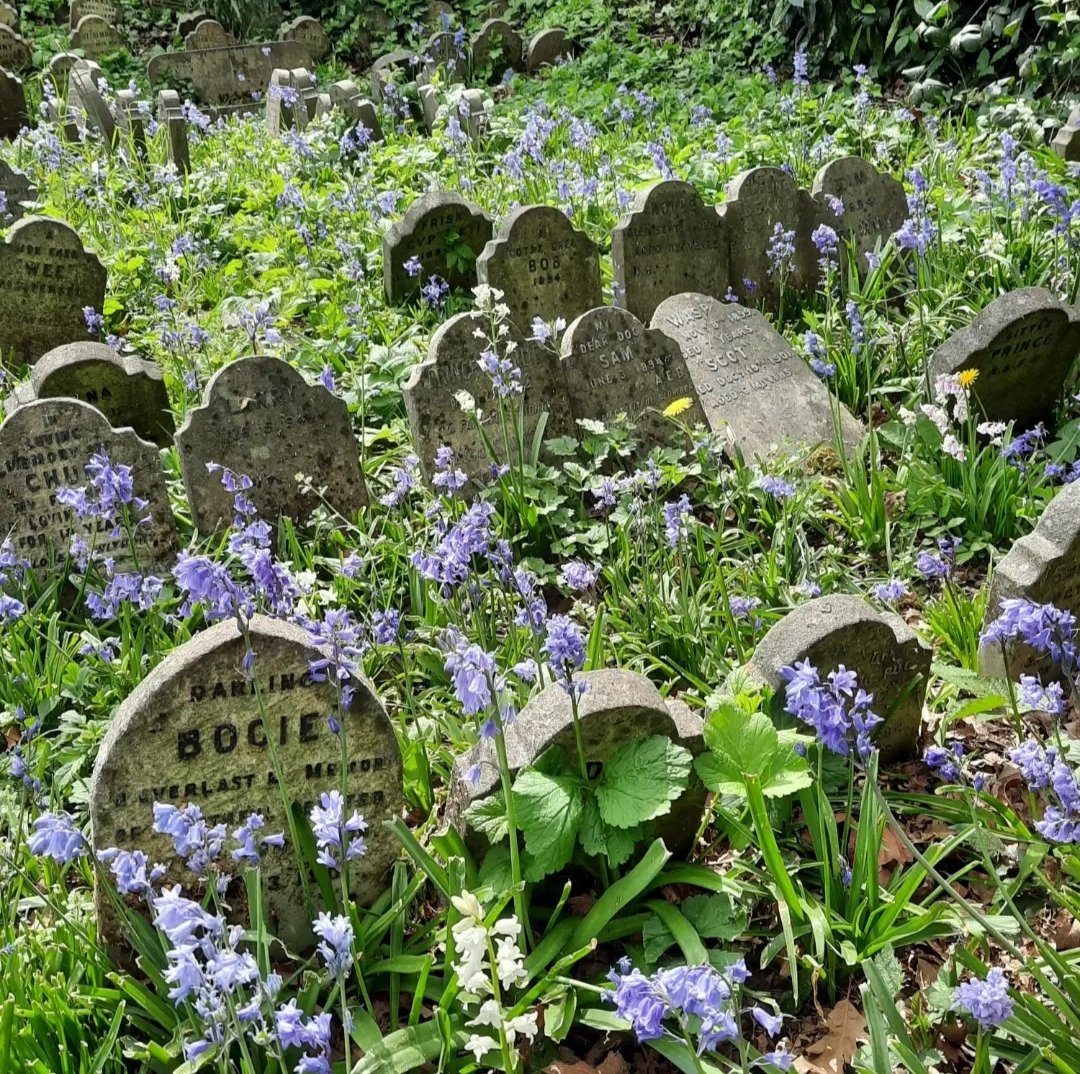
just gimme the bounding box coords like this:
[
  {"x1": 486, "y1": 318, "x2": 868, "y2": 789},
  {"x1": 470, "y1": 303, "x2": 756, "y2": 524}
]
[
  {"x1": 958, "y1": 368, "x2": 980, "y2": 388},
  {"x1": 663, "y1": 397, "x2": 693, "y2": 418}
]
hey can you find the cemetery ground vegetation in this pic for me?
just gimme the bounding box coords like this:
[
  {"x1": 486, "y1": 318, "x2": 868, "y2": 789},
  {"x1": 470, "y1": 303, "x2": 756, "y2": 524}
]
[{"x1": 1, "y1": 0, "x2": 1080, "y2": 1072}]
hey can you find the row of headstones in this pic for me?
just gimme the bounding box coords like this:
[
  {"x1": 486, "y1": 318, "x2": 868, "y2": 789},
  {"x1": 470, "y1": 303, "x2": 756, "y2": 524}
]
[{"x1": 383, "y1": 162, "x2": 908, "y2": 319}]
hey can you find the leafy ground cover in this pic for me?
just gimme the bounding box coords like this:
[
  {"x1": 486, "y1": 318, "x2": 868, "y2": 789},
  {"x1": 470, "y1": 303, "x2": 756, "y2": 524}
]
[{"x1": 1, "y1": 3, "x2": 1080, "y2": 1073}]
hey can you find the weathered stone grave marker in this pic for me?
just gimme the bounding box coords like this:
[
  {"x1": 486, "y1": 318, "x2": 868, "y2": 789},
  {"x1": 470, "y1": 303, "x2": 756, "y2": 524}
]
[
  {"x1": 156, "y1": 89, "x2": 190, "y2": 173},
  {"x1": 980, "y1": 480, "x2": 1080, "y2": 680},
  {"x1": 114, "y1": 88, "x2": 147, "y2": 157},
  {"x1": 0, "y1": 216, "x2": 107, "y2": 367},
  {"x1": 383, "y1": 191, "x2": 493, "y2": 304},
  {"x1": 329, "y1": 80, "x2": 383, "y2": 142},
  {"x1": 0, "y1": 159, "x2": 36, "y2": 221},
  {"x1": 471, "y1": 17, "x2": 523, "y2": 81},
  {"x1": 525, "y1": 27, "x2": 573, "y2": 72},
  {"x1": 6, "y1": 342, "x2": 173, "y2": 446},
  {"x1": 721, "y1": 166, "x2": 828, "y2": 311},
  {"x1": 457, "y1": 88, "x2": 488, "y2": 143},
  {"x1": 404, "y1": 309, "x2": 574, "y2": 483},
  {"x1": 69, "y1": 0, "x2": 120, "y2": 30},
  {"x1": 1052, "y1": 108, "x2": 1080, "y2": 162},
  {"x1": 46, "y1": 51, "x2": 80, "y2": 92},
  {"x1": 183, "y1": 17, "x2": 231, "y2": 50},
  {"x1": 0, "y1": 398, "x2": 177, "y2": 573},
  {"x1": 176, "y1": 355, "x2": 367, "y2": 532},
  {"x1": 370, "y1": 49, "x2": 420, "y2": 106},
  {"x1": 477, "y1": 204, "x2": 602, "y2": 331},
  {"x1": 748, "y1": 594, "x2": 931, "y2": 760},
  {"x1": 0, "y1": 65, "x2": 26, "y2": 139},
  {"x1": 279, "y1": 16, "x2": 330, "y2": 61},
  {"x1": 612, "y1": 179, "x2": 729, "y2": 323},
  {"x1": 812, "y1": 156, "x2": 906, "y2": 269},
  {"x1": 929, "y1": 288, "x2": 1080, "y2": 429},
  {"x1": 90, "y1": 615, "x2": 403, "y2": 949},
  {"x1": 68, "y1": 61, "x2": 117, "y2": 144},
  {"x1": 71, "y1": 15, "x2": 124, "y2": 59},
  {"x1": 0, "y1": 4, "x2": 16, "y2": 30},
  {"x1": 651, "y1": 293, "x2": 861, "y2": 459},
  {"x1": 424, "y1": 28, "x2": 468, "y2": 78},
  {"x1": 417, "y1": 80, "x2": 439, "y2": 132},
  {"x1": 561, "y1": 305, "x2": 707, "y2": 447},
  {"x1": 176, "y1": 10, "x2": 208, "y2": 37},
  {"x1": 448, "y1": 669, "x2": 706, "y2": 857},
  {"x1": 0, "y1": 25, "x2": 31, "y2": 71},
  {"x1": 265, "y1": 68, "x2": 295, "y2": 134}
]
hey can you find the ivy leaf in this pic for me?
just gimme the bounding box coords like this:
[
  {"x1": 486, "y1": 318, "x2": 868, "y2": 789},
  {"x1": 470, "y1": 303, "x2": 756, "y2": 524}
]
[
  {"x1": 464, "y1": 793, "x2": 508, "y2": 844},
  {"x1": 696, "y1": 703, "x2": 812, "y2": 799},
  {"x1": 680, "y1": 894, "x2": 748, "y2": 940},
  {"x1": 596, "y1": 736, "x2": 692, "y2": 829},
  {"x1": 514, "y1": 768, "x2": 583, "y2": 881},
  {"x1": 579, "y1": 796, "x2": 644, "y2": 868}
]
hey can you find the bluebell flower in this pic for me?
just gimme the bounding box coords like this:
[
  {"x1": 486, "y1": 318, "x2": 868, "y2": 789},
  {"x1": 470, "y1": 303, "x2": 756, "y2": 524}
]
[
  {"x1": 559, "y1": 560, "x2": 599, "y2": 591},
  {"x1": 309, "y1": 791, "x2": 367, "y2": 870},
  {"x1": 873, "y1": 578, "x2": 908, "y2": 603},
  {"x1": 28, "y1": 811, "x2": 87, "y2": 863},
  {"x1": 756, "y1": 475, "x2": 795, "y2": 500},
  {"x1": 779, "y1": 661, "x2": 882, "y2": 759},
  {"x1": 766, "y1": 223, "x2": 796, "y2": 277},
  {"x1": 543, "y1": 614, "x2": 586, "y2": 695},
  {"x1": 98, "y1": 847, "x2": 165, "y2": 896},
  {"x1": 312, "y1": 912, "x2": 353, "y2": 976},
  {"x1": 953, "y1": 968, "x2": 1013, "y2": 1031},
  {"x1": 662, "y1": 494, "x2": 692, "y2": 548}
]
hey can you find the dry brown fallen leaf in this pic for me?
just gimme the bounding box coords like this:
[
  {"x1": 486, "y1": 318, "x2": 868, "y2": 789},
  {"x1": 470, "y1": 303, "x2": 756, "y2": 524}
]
[{"x1": 793, "y1": 999, "x2": 866, "y2": 1074}]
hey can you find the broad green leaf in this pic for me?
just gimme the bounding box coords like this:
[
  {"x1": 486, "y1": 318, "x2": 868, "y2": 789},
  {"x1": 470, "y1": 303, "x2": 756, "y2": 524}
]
[
  {"x1": 680, "y1": 893, "x2": 748, "y2": 940},
  {"x1": 514, "y1": 768, "x2": 583, "y2": 880},
  {"x1": 596, "y1": 735, "x2": 692, "y2": 829},
  {"x1": 579, "y1": 796, "x2": 643, "y2": 867},
  {"x1": 642, "y1": 914, "x2": 676, "y2": 964},
  {"x1": 697, "y1": 704, "x2": 811, "y2": 798},
  {"x1": 464, "y1": 794, "x2": 508, "y2": 844}
]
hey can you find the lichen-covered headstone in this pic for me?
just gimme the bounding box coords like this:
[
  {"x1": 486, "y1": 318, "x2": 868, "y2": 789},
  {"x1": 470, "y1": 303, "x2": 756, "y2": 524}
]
[
  {"x1": 90, "y1": 615, "x2": 403, "y2": 949},
  {"x1": 561, "y1": 305, "x2": 706, "y2": 448},
  {"x1": 651, "y1": 293, "x2": 861, "y2": 460},
  {"x1": 279, "y1": 16, "x2": 330, "y2": 61},
  {"x1": 471, "y1": 18, "x2": 523, "y2": 81},
  {"x1": 183, "y1": 17, "x2": 230, "y2": 50},
  {"x1": 176, "y1": 355, "x2": 367, "y2": 532},
  {"x1": 46, "y1": 52, "x2": 81, "y2": 92},
  {"x1": 328, "y1": 80, "x2": 383, "y2": 142},
  {"x1": 0, "y1": 4, "x2": 16, "y2": 30},
  {"x1": 404, "y1": 309, "x2": 574, "y2": 483},
  {"x1": 612, "y1": 180, "x2": 729, "y2": 323},
  {"x1": 1052, "y1": 108, "x2": 1080, "y2": 163},
  {"x1": 68, "y1": 61, "x2": 117, "y2": 145},
  {"x1": 288, "y1": 66, "x2": 318, "y2": 128},
  {"x1": 456, "y1": 88, "x2": 488, "y2": 144},
  {"x1": 114, "y1": 88, "x2": 147, "y2": 157},
  {"x1": 71, "y1": 15, "x2": 124, "y2": 59},
  {"x1": 0, "y1": 159, "x2": 36, "y2": 221},
  {"x1": 423, "y1": 28, "x2": 468, "y2": 78},
  {"x1": 748, "y1": 594, "x2": 931, "y2": 760},
  {"x1": 264, "y1": 68, "x2": 295, "y2": 134},
  {"x1": 721, "y1": 166, "x2": 828, "y2": 312},
  {"x1": 477, "y1": 204, "x2": 601, "y2": 331},
  {"x1": 13, "y1": 342, "x2": 174, "y2": 446},
  {"x1": 980, "y1": 481, "x2": 1080, "y2": 679},
  {"x1": 929, "y1": 288, "x2": 1080, "y2": 429},
  {"x1": 812, "y1": 156, "x2": 906, "y2": 269},
  {"x1": 383, "y1": 191, "x2": 493, "y2": 303},
  {"x1": 447, "y1": 669, "x2": 706, "y2": 858},
  {"x1": 156, "y1": 88, "x2": 189, "y2": 173},
  {"x1": 0, "y1": 398, "x2": 177, "y2": 572},
  {"x1": 69, "y1": 0, "x2": 120, "y2": 29},
  {"x1": 0, "y1": 65, "x2": 26, "y2": 140},
  {"x1": 369, "y1": 49, "x2": 419, "y2": 105},
  {"x1": 0, "y1": 25, "x2": 31, "y2": 70},
  {"x1": 0, "y1": 216, "x2": 107, "y2": 366},
  {"x1": 525, "y1": 27, "x2": 573, "y2": 72}
]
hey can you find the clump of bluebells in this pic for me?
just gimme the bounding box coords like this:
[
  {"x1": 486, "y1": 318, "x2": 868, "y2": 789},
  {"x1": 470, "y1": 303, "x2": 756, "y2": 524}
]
[{"x1": 779, "y1": 661, "x2": 881, "y2": 760}]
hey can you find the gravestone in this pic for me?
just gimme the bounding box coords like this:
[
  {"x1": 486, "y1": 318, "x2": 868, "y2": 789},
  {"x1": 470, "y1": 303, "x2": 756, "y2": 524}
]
[
  {"x1": 929, "y1": 288, "x2": 1080, "y2": 429},
  {"x1": 69, "y1": 0, "x2": 120, "y2": 30},
  {"x1": 748, "y1": 594, "x2": 931, "y2": 760},
  {"x1": 1052, "y1": 108, "x2": 1080, "y2": 162},
  {"x1": 0, "y1": 398, "x2": 177, "y2": 573},
  {"x1": 0, "y1": 4, "x2": 15, "y2": 29},
  {"x1": 183, "y1": 17, "x2": 230, "y2": 50},
  {"x1": 425, "y1": 0, "x2": 453, "y2": 27},
  {"x1": 525, "y1": 27, "x2": 573, "y2": 72},
  {"x1": 477, "y1": 205, "x2": 602, "y2": 331},
  {"x1": 980, "y1": 480, "x2": 1080, "y2": 680},
  {"x1": 114, "y1": 88, "x2": 147, "y2": 157},
  {"x1": 280, "y1": 16, "x2": 330, "y2": 61},
  {"x1": 10, "y1": 342, "x2": 174, "y2": 446},
  {"x1": 176, "y1": 10, "x2": 208, "y2": 37},
  {"x1": 0, "y1": 66, "x2": 24, "y2": 139},
  {"x1": 447, "y1": 669, "x2": 706, "y2": 857},
  {"x1": 68, "y1": 61, "x2": 117, "y2": 145},
  {"x1": 156, "y1": 89, "x2": 190, "y2": 173},
  {"x1": 0, "y1": 159, "x2": 36, "y2": 221},
  {"x1": 90, "y1": 615, "x2": 403, "y2": 950},
  {"x1": 404, "y1": 310, "x2": 574, "y2": 483},
  {"x1": 0, "y1": 216, "x2": 107, "y2": 367},
  {"x1": 424, "y1": 29, "x2": 468, "y2": 78},
  {"x1": 611, "y1": 180, "x2": 729, "y2": 323},
  {"x1": 812, "y1": 156, "x2": 906, "y2": 269},
  {"x1": 457, "y1": 88, "x2": 488, "y2": 143},
  {"x1": 288, "y1": 66, "x2": 318, "y2": 128},
  {"x1": 0, "y1": 25, "x2": 30, "y2": 70},
  {"x1": 329, "y1": 80, "x2": 382, "y2": 142},
  {"x1": 265, "y1": 68, "x2": 295, "y2": 135},
  {"x1": 46, "y1": 52, "x2": 80, "y2": 92},
  {"x1": 418, "y1": 80, "x2": 439, "y2": 131},
  {"x1": 561, "y1": 306, "x2": 707, "y2": 447},
  {"x1": 146, "y1": 40, "x2": 315, "y2": 115},
  {"x1": 71, "y1": 15, "x2": 124, "y2": 59},
  {"x1": 721, "y1": 166, "x2": 828, "y2": 311},
  {"x1": 651, "y1": 293, "x2": 861, "y2": 460},
  {"x1": 383, "y1": 191, "x2": 493, "y2": 303},
  {"x1": 370, "y1": 49, "x2": 419, "y2": 105},
  {"x1": 176, "y1": 355, "x2": 367, "y2": 532},
  {"x1": 471, "y1": 18, "x2": 523, "y2": 81}
]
